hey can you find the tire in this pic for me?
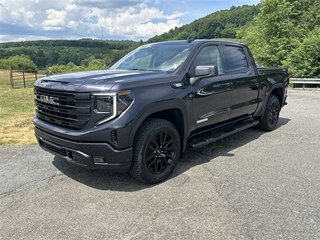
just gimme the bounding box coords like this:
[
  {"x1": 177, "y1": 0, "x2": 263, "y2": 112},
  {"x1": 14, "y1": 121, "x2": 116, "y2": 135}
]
[
  {"x1": 130, "y1": 118, "x2": 180, "y2": 184},
  {"x1": 257, "y1": 95, "x2": 280, "y2": 131}
]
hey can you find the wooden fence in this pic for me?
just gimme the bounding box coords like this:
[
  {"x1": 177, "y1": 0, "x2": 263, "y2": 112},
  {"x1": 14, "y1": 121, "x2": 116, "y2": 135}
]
[{"x1": 9, "y1": 66, "x2": 46, "y2": 89}]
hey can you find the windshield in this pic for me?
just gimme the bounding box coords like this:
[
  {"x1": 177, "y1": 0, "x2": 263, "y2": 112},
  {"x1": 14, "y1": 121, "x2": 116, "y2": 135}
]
[{"x1": 110, "y1": 44, "x2": 193, "y2": 72}]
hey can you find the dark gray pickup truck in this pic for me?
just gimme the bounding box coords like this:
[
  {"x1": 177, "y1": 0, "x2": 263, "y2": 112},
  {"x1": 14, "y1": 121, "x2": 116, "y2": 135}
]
[{"x1": 34, "y1": 39, "x2": 289, "y2": 183}]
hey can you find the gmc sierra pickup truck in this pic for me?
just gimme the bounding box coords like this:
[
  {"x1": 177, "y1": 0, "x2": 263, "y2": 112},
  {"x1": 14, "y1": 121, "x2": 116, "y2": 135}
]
[{"x1": 34, "y1": 39, "x2": 289, "y2": 183}]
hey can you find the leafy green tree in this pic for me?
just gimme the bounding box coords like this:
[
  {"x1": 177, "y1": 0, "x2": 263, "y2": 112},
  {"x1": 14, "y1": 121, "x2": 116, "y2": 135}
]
[
  {"x1": 0, "y1": 58, "x2": 9, "y2": 69},
  {"x1": 6, "y1": 55, "x2": 37, "y2": 72},
  {"x1": 283, "y1": 27, "x2": 320, "y2": 77},
  {"x1": 87, "y1": 59, "x2": 106, "y2": 70},
  {"x1": 34, "y1": 50, "x2": 47, "y2": 68},
  {"x1": 66, "y1": 62, "x2": 77, "y2": 71},
  {"x1": 46, "y1": 51, "x2": 60, "y2": 66},
  {"x1": 238, "y1": 0, "x2": 320, "y2": 68},
  {"x1": 48, "y1": 64, "x2": 68, "y2": 75}
]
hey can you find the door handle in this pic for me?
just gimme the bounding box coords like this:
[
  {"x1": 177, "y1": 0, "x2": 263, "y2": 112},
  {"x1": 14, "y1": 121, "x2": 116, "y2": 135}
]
[{"x1": 221, "y1": 82, "x2": 231, "y2": 87}]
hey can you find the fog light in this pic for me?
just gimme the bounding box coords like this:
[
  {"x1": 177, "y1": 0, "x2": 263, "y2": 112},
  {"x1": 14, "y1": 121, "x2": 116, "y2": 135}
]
[{"x1": 93, "y1": 156, "x2": 106, "y2": 163}]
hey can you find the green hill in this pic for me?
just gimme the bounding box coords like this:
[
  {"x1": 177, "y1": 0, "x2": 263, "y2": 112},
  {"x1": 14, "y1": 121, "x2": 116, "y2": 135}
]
[{"x1": 147, "y1": 5, "x2": 259, "y2": 43}]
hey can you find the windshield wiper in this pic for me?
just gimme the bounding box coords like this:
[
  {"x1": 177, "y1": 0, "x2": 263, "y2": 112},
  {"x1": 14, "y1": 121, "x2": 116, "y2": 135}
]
[
  {"x1": 127, "y1": 68, "x2": 164, "y2": 72},
  {"x1": 127, "y1": 68, "x2": 149, "y2": 71}
]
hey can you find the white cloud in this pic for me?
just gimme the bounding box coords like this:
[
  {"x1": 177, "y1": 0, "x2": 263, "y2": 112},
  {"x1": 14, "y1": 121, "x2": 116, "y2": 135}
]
[
  {"x1": 42, "y1": 9, "x2": 68, "y2": 30},
  {"x1": 0, "y1": 0, "x2": 185, "y2": 41},
  {"x1": 95, "y1": 3, "x2": 184, "y2": 39},
  {"x1": 0, "y1": 0, "x2": 261, "y2": 42}
]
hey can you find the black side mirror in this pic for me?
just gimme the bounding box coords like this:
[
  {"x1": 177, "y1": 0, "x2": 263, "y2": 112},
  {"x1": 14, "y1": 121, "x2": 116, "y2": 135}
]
[{"x1": 190, "y1": 65, "x2": 218, "y2": 85}]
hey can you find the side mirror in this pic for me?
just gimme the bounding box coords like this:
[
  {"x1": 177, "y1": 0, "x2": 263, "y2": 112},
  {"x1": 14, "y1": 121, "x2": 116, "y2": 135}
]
[{"x1": 190, "y1": 65, "x2": 218, "y2": 85}]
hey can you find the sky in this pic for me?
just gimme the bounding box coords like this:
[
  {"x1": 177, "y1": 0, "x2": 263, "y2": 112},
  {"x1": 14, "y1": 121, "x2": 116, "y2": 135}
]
[{"x1": 0, "y1": 0, "x2": 261, "y2": 43}]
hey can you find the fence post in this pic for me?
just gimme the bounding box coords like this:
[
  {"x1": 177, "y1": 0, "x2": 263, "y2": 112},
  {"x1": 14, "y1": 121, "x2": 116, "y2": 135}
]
[
  {"x1": 35, "y1": 71, "x2": 38, "y2": 80},
  {"x1": 22, "y1": 71, "x2": 26, "y2": 88},
  {"x1": 9, "y1": 64, "x2": 14, "y2": 88}
]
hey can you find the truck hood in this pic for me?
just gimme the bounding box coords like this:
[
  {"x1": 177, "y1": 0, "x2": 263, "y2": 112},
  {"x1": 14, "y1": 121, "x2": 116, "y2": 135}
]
[{"x1": 34, "y1": 69, "x2": 173, "y2": 92}]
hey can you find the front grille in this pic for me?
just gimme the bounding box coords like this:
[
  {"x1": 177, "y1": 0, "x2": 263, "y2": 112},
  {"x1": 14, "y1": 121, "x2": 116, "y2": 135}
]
[
  {"x1": 34, "y1": 87, "x2": 91, "y2": 130},
  {"x1": 41, "y1": 139, "x2": 68, "y2": 156}
]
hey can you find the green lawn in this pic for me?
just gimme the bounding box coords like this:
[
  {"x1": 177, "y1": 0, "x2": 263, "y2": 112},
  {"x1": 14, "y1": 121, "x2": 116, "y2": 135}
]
[{"x1": 0, "y1": 70, "x2": 37, "y2": 145}]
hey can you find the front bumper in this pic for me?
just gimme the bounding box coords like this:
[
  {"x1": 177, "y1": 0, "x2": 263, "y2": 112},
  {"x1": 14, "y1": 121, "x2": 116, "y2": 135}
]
[{"x1": 35, "y1": 127, "x2": 132, "y2": 172}]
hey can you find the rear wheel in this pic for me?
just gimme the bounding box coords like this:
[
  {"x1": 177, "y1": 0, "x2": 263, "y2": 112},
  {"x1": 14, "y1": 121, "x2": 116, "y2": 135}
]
[
  {"x1": 257, "y1": 95, "x2": 280, "y2": 131},
  {"x1": 130, "y1": 118, "x2": 180, "y2": 184}
]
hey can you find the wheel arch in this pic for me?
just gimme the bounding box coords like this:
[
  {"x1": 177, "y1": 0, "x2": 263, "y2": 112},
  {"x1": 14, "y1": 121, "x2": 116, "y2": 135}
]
[
  {"x1": 270, "y1": 84, "x2": 285, "y2": 107},
  {"x1": 255, "y1": 83, "x2": 284, "y2": 119},
  {"x1": 129, "y1": 103, "x2": 188, "y2": 152}
]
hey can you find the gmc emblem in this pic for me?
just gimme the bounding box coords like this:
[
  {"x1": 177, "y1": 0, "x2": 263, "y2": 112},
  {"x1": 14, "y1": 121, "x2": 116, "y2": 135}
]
[{"x1": 39, "y1": 95, "x2": 59, "y2": 105}]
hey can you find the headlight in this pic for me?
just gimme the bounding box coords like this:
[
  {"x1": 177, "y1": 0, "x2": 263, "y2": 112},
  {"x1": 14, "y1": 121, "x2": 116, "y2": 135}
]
[
  {"x1": 93, "y1": 91, "x2": 133, "y2": 125},
  {"x1": 96, "y1": 96, "x2": 114, "y2": 113}
]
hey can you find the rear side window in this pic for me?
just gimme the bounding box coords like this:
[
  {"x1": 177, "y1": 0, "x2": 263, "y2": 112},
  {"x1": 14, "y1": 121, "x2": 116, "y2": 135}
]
[{"x1": 223, "y1": 46, "x2": 249, "y2": 73}]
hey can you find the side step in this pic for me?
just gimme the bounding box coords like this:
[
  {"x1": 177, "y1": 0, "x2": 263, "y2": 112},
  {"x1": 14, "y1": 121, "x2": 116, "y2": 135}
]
[{"x1": 189, "y1": 119, "x2": 259, "y2": 149}]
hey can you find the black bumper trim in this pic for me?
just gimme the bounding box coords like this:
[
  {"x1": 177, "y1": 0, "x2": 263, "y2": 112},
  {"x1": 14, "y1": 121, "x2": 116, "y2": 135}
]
[{"x1": 35, "y1": 128, "x2": 132, "y2": 172}]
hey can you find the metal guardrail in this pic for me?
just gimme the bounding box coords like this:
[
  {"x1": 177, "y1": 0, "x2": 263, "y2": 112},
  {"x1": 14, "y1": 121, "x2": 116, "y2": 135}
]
[{"x1": 291, "y1": 78, "x2": 320, "y2": 89}]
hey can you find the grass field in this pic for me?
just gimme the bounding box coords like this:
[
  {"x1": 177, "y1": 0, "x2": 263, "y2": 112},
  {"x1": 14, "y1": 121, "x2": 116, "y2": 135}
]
[
  {"x1": 0, "y1": 70, "x2": 37, "y2": 145},
  {"x1": 0, "y1": 70, "x2": 11, "y2": 89}
]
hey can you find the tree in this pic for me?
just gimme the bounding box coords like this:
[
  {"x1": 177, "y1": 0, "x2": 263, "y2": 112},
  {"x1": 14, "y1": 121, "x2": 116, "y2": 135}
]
[
  {"x1": 0, "y1": 58, "x2": 9, "y2": 69},
  {"x1": 46, "y1": 51, "x2": 60, "y2": 66},
  {"x1": 6, "y1": 55, "x2": 37, "y2": 72},
  {"x1": 87, "y1": 59, "x2": 106, "y2": 70},
  {"x1": 48, "y1": 64, "x2": 68, "y2": 75},
  {"x1": 283, "y1": 27, "x2": 320, "y2": 77},
  {"x1": 238, "y1": 0, "x2": 320, "y2": 68},
  {"x1": 34, "y1": 50, "x2": 47, "y2": 68}
]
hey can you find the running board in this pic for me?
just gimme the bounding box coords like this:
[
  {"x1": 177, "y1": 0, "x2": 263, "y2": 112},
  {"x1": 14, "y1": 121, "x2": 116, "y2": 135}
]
[{"x1": 189, "y1": 119, "x2": 259, "y2": 149}]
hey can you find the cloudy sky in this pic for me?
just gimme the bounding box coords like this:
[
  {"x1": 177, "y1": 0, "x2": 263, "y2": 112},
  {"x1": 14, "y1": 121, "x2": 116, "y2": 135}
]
[{"x1": 0, "y1": 0, "x2": 260, "y2": 42}]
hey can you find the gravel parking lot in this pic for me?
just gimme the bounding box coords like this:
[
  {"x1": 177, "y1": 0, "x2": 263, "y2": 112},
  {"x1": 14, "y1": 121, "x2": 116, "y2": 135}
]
[{"x1": 0, "y1": 89, "x2": 319, "y2": 240}]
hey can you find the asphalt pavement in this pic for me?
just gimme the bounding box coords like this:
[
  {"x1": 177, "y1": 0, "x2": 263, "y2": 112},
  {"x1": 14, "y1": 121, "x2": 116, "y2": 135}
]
[{"x1": 0, "y1": 89, "x2": 319, "y2": 239}]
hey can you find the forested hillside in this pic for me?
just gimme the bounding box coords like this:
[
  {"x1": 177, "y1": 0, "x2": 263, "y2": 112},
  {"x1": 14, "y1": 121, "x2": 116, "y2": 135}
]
[{"x1": 147, "y1": 5, "x2": 259, "y2": 42}]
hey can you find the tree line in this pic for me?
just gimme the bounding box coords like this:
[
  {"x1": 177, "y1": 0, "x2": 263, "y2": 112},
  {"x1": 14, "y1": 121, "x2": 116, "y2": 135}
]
[
  {"x1": 0, "y1": 0, "x2": 319, "y2": 78},
  {"x1": 0, "y1": 39, "x2": 138, "y2": 72},
  {"x1": 147, "y1": 5, "x2": 259, "y2": 42}
]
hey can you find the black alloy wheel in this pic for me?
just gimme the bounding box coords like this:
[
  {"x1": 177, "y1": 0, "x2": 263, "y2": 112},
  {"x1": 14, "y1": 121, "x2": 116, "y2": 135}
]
[
  {"x1": 130, "y1": 118, "x2": 180, "y2": 184},
  {"x1": 268, "y1": 99, "x2": 280, "y2": 127},
  {"x1": 257, "y1": 95, "x2": 280, "y2": 131},
  {"x1": 145, "y1": 131, "x2": 175, "y2": 174}
]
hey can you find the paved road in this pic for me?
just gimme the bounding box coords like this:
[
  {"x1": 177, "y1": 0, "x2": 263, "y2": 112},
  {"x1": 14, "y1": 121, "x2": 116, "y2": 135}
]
[{"x1": 1, "y1": 89, "x2": 320, "y2": 240}]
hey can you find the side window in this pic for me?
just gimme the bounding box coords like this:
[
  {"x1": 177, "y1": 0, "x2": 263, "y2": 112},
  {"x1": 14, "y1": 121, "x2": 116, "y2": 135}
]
[
  {"x1": 223, "y1": 46, "x2": 249, "y2": 73},
  {"x1": 193, "y1": 46, "x2": 223, "y2": 74}
]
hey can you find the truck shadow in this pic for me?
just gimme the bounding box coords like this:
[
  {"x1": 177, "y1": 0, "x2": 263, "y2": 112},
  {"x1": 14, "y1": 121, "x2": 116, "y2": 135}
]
[{"x1": 52, "y1": 117, "x2": 290, "y2": 192}]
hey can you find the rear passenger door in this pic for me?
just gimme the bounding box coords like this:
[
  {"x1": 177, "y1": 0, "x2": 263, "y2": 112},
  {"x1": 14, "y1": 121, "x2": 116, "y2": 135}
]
[{"x1": 221, "y1": 45, "x2": 259, "y2": 119}]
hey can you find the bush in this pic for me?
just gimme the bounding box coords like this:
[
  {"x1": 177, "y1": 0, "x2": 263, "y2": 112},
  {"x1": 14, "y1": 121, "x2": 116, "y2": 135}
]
[{"x1": 6, "y1": 55, "x2": 37, "y2": 72}]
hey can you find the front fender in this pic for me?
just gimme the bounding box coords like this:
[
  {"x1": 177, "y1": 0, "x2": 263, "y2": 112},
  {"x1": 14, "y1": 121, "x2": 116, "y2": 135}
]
[{"x1": 128, "y1": 100, "x2": 189, "y2": 152}]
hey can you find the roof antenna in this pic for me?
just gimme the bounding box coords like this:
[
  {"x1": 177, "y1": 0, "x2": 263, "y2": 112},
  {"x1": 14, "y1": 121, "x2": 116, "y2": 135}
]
[{"x1": 186, "y1": 36, "x2": 194, "y2": 43}]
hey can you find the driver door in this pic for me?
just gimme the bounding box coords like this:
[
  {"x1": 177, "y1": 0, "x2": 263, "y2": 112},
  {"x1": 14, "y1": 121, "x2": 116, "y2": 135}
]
[{"x1": 189, "y1": 45, "x2": 232, "y2": 131}]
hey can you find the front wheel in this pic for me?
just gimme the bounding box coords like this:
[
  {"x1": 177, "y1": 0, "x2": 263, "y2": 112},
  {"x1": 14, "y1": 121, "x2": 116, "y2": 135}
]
[
  {"x1": 130, "y1": 119, "x2": 181, "y2": 184},
  {"x1": 257, "y1": 95, "x2": 280, "y2": 131}
]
